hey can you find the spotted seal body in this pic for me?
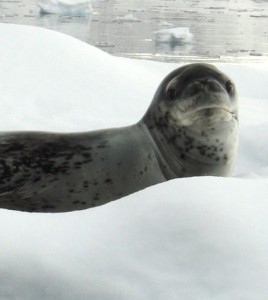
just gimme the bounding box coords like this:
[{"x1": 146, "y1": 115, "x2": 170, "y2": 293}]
[{"x1": 0, "y1": 63, "x2": 238, "y2": 212}]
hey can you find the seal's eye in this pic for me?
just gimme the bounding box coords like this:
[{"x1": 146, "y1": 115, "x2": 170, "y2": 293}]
[
  {"x1": 225, "y1": 80, "x2": 234, "y2": 94},
  {"x1": 166, "y1": 88, "x2": 176, "y2": 101}
]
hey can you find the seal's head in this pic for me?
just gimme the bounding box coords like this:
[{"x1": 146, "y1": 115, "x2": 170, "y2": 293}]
[{"x1": 141, "y1": 63, "x2": 238, "y2": 178}]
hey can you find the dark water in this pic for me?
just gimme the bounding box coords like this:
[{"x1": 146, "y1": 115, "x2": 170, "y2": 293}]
[{"x1": 1, "y1": 0, "x2": 268, "y2": 62}]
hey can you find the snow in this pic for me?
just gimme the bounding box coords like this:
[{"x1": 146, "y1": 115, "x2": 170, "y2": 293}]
[
  {"x1": 0, "y1": 23, "x2": 268, "y2": 299},
  {"x1": 154, "y1": 27, "x2": 193, "y2": 44},
  {"x1": 38, "y1": 0, "x2": 92, "y2": 16}
]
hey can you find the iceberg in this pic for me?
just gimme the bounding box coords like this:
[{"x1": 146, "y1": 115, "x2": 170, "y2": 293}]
[
  {"x1": 154, "y1": 27, "x2": 193, "y2": 44},
  {"x1": 38, "y1": 0, "x2": 92, "y2": 16}
]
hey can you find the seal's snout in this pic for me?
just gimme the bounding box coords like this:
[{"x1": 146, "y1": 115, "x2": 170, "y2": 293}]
[
  {"x1": 200, "y1": 78, "x2": 221, "y2": 91},
  {"x1": 187, "y1": 78, "x2": 224, "y2": 96}
]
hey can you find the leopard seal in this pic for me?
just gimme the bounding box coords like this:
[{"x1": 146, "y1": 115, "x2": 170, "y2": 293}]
[{"x1": 0, "y1": 63, "x2": 238, "y2": 212}]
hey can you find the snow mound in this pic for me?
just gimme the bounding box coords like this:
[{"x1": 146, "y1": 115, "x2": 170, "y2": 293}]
[
  {"x1": 38, "y1": 0, "x2": 92, "y2": 16},
  {"x1": 0, "y1": 24, "x2": 268, "y2": 299},
  {"x1": 0, "y1": 178, "x2": 267, "y2": 299},
  {"x1": 0, "y1": 23, "x2": 160, "y2": 131},
  {"x1": 154, "y1": 27, "x2": 193, "y2": 44}
]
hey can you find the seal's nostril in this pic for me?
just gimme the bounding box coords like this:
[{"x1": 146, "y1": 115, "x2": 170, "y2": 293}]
[
  {"x1": 198, "y1": 78, "x2": 223, "y2": 92},
  {"x1": 200, "y1": 79, "x2": 209, "y2": 85},
  {"x1": 192, "y1": 81, "x2": 203, "y2": 92},
  {"x1": 184, "y1": 81, "x2": 204, "y2": 97}
]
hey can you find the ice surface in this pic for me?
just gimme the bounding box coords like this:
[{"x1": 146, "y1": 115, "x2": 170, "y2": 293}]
[
  {"x1": 154, "y1": 27, "x2": 193, "y2": 44},
  {"x1": 0, "y1": 24, "x2": 267, "y2": 299},
  {"x1": 38, "y1": 0, "x2": 92, "y2": 16}
]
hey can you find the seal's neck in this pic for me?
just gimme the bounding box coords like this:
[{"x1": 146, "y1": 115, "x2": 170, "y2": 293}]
[{"x1": 140, "y1": 111, "x2": 238, "y2": 179}]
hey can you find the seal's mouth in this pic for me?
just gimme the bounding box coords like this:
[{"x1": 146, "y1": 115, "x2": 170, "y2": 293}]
[
  {"x1": 193, "y1": 106, "x2": 237, "y2": 118},
  {"x1": 189, "y1": 105, "x2": 237, "y2": 119},
  {"x1": 171, "y1": 105, "x2": 238, "y2": 126}
]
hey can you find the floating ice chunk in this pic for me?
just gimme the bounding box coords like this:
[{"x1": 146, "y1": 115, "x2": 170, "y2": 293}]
[
  {"x1": 115, "y1": 13, "x2": 140, "y2": 22},
  {"x1": 158, "y1": 21, "x2": 174, "y2": 27},
  {"x1": 38, "y1": 0, "x2": 92, "y2": 16},
  {"x1": 154, "y1": 27, "x2": 193, "y2": 45}
]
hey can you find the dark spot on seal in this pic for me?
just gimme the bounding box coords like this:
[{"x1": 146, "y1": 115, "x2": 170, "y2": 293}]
[
  {"x1": 197, "y1": 146, "x2": 206, "y2": 156},
  {"x1": 105, "y1": 178, "x2": 112, "y2": 184},
  {"x1": 94, "y1": 193, "x2": 100, "y2": 201},
  {"x1": 83, "y1": 181, "x2": 89, "y2": 188},
  {"x1": 185, "y1": 136, "x2": 194, "y2": 146},
  {"x1": 164, "y1": 112, "x2": 170, "y2": 122}
]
